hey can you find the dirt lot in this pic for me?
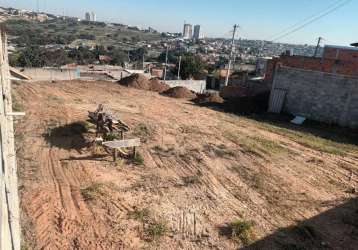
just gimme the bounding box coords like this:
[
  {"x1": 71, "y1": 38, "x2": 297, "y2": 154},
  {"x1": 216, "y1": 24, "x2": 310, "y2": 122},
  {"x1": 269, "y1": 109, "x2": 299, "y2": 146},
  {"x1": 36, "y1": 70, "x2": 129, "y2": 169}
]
[{"x1": 12, "y1": 80, "x2": 358, "y2": 249}]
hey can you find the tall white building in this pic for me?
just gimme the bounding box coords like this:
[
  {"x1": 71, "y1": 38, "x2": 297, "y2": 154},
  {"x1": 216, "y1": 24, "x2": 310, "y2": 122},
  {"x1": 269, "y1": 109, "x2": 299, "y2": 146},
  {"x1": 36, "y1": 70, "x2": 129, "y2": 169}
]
[
  {"x1": 193, "y1": 25, "x2": 201, "y2": 41},
  {"x1": 85, "y1": 12, "x2": 91, "y2": 21},
  {"x1": 183, "y1": 23, "x2": 193, "y2": 39},
  {"x1": 85, "y1": 12, "x2": 96, "y2": 22},
  {"x1": 91, "y1": 12, "x2": 96, "y2": 22}
]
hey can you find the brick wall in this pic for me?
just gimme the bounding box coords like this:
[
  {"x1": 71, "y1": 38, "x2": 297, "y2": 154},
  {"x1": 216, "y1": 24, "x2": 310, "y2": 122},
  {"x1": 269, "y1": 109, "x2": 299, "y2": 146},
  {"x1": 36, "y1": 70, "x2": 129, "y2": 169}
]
[
  {"x1": 265, "y1": 55, "x2": 358, "y2": 83},
  {"x1": 323, "y1": 47, "x2": 358, "y2": 61},
  {"x1": 270, "y1": 66, "x2": 358, "y2": 128}
]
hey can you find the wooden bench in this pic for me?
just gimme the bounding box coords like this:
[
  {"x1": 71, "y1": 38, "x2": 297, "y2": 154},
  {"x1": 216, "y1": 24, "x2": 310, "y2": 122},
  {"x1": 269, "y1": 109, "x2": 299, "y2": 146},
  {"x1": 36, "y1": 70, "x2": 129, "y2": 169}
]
[{"x1": 102, "y1": 138, "x2": 141, "y2": 161}]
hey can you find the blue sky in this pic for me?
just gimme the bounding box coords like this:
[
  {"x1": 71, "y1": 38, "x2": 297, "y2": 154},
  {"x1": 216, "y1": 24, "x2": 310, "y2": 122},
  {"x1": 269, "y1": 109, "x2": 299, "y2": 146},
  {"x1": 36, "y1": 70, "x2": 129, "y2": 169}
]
[{"x1": 0, "y1": 0, "x2": 356, "y2": 45}]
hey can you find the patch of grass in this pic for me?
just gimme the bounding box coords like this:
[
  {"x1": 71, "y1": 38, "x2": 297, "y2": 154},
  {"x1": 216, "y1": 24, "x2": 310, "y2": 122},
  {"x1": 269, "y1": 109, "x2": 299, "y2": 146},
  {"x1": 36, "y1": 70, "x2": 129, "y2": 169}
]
[
  {"x1": 74, "y1": 98, "x2": 84, "y2": 103},
  {"x1": 252, "y1": 136, "x2": 286, "y2": 155},
  {"x1": 230, "y1": 164, "x2": 266, "y2": 190},
  {"x1": 129, "y1": 207, "x2": 167, "y2": 241},
  {"x1": 224, "y1": 130, "x2": 287, "y2": 157},
  {"x1": 231, "y1": 220, "x2": 256, "y2": 246},
  {"x1": 151, "y1": 145, "x2": 176, "y2": 157},
  {"x1": 47, "y1": 95, "x2": 64, "y2": 104},
  {"x1": 182, "y1": 175, "x2": 201, "y2": 186},
  {"x1": 133, "y1": 123, "x2": 155, "y2": 142},
  {"x1": 133, "y1": 152, "x2": 144, "y2": 165},
  {"x1": 21, "y1": 245, "x2": 29, "y2": 250},
  {"x1": 80, "y1": 183, "x2": 104, "y2": 201},
  {"x1": 144, "y1": 220, "x2": 168, "y2": 241},
  {"x1": 128, "y1": 207, "x2": 150, "y2": 221},
  {"x1": 255, "y1": 120, "x2": 357, "y2": 156},
  {"x1": 12, "y1": 99, "x2": 24, "y2": 112},
  {"x1": 179, "y1": 124, "x2": 202, "y2": 134},
  {"x1": 103, "y1": 132, "x2": 119, "y2": 141},
  {"x1": 213, "y1": 144, "x2": 236, "y2": 158}
]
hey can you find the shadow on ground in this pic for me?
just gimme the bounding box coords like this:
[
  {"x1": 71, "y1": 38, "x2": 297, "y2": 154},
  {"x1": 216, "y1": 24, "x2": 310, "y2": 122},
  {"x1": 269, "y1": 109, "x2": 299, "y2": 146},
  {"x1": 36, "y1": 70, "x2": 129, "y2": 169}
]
[
  {"x1": 241, "y1": 198, "x2": 358, "y2": 250},
  {"x1": 44, "y1": 122, "x2": 91, "y2": 151},
  {"x1": 194, "y1": 93, "x2": 358, "y2": 147}
]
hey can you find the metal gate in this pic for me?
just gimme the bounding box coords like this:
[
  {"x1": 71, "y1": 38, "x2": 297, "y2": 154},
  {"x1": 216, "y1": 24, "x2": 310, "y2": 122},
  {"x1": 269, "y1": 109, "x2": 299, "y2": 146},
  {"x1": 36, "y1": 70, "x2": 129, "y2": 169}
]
[{"x1": 268, "y1": 89, "x2": 287, "y2": 113}]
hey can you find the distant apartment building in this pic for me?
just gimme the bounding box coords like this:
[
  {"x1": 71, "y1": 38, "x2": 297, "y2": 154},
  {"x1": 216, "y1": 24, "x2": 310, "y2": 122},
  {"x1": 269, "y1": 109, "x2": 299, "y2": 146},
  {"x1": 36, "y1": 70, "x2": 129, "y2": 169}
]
[
  {"x1": 85, "y1": 12, "x2": 91, "y2": 21},
  {"x1": 85, "y1": 12, "x2": 96, "y2": 22},
  {"x1": 91, "y1": 12, "x2": 96, "y2": 22},
  {"x1": 193, "y1": 25, "x2": 201, "y2": 41},
  {"x1": 183, "y1": 23, "x2": 193, "y2": 39}
]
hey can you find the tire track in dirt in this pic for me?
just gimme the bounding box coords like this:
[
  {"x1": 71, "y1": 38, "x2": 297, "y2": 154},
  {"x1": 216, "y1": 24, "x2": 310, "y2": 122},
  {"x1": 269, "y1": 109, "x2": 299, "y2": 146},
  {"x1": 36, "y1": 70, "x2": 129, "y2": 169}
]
[{"x1": 14, "y1": 81, "x2": 358, "y2": 249}]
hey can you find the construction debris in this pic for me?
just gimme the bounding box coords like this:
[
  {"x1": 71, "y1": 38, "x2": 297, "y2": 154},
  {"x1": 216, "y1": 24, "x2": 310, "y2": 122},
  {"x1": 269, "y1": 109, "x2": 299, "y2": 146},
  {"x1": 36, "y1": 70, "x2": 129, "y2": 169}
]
[
  {"x1": 88, "y1": 104, "x2": 141, "y2": 161},
  {"x1": 88, "y1": 104, "x2": 130, "y2": 137}
]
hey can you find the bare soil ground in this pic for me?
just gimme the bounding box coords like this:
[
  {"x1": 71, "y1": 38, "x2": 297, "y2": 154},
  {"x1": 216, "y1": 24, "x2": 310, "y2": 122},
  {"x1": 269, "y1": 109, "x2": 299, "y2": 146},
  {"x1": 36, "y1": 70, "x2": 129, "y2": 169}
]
[{"x1": 13, "y1": 80, "x2": 358, "y2": 249}]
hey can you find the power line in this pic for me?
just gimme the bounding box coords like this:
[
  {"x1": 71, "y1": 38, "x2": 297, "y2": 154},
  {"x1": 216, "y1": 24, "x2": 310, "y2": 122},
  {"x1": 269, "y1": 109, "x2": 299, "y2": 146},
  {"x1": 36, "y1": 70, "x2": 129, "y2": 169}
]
[
  {"x1": 266, "y1": 0, "x2": 346, "y2": 41},
  {"x1": 271, "y1": 0, "x2": 352, "y2": 42}
]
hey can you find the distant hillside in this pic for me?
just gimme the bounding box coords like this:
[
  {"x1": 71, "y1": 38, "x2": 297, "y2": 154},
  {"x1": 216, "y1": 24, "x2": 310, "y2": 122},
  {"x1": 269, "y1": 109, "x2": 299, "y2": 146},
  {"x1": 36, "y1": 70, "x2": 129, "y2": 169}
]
[
  {"x1": 5, "y1": 18, "x2": 162, "y2": 67},
  {"x1": 5, "y1": 18, "x2": 161, "y2": 49}
]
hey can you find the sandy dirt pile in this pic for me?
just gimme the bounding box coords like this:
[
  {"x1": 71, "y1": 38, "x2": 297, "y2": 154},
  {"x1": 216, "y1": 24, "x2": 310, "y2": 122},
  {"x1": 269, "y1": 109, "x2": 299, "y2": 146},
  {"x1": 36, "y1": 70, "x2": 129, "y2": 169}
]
[
  {"x1": 13, "y1": 80, "x2": 358, "y2": 250},
  {"x1": 148, "y1": 78, "x2": 170, "y2": 93},
  {"x1": 194, "y1": 92, "x2": 224, "y2": 104},
  {"x1": 118, "y1": 73, "x2": 151, "y2": 90},
  {"x1": 161, "y1": 86, "x2": 197, "y2": 99},
  {"x1": 119, "y1": 74, "x2": 170, "y2": 93}
]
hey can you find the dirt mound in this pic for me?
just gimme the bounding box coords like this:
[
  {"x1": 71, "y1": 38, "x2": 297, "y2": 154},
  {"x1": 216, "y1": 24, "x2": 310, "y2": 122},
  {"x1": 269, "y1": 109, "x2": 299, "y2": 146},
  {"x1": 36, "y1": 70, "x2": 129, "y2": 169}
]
[
  {"x1": 149, "y1": 78, "x2": 170, "y2": 93},
  {"x1": 118, "y1": 74, "x2": 150, "y2": 90},
  {"x1": 194, "y1": 92, "x2": 224, "y2": 104},
  {"x1": 119, "y1": 74, "x2": 170, "y2": 93},
  {"x1": 161, "y1": 86, "x2": 197, "y2": 99}
]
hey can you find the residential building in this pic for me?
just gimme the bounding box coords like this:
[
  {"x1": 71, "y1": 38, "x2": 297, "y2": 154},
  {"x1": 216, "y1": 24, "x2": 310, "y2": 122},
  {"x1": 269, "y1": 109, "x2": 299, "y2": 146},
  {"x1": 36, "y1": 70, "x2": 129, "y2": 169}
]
[
  {"x1": 265, "y1": 45, "x2": 358, "y2": 83},
  {"x1": 91, "y1": 12, "x2": 96, "y2": 22},
  {"x1": 183, "y1": 23, "x2": 193, "y2": 39},
  {"x1": 193, "y1": 25, "x2": 201, "y2": 41},
  {"x1": 85, "y1": 11, "x2": 96, "y2": 22},
  {"x1": 85, "y1": 12, "x2": 91, "y2": 21}
]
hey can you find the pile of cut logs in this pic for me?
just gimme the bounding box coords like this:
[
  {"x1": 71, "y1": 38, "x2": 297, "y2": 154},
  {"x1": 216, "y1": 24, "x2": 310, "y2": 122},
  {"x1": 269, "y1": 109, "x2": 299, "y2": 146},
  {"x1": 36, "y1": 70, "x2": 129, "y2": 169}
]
[{"x1": 88, "y1": 104, "x2": 140, "y2": 161}]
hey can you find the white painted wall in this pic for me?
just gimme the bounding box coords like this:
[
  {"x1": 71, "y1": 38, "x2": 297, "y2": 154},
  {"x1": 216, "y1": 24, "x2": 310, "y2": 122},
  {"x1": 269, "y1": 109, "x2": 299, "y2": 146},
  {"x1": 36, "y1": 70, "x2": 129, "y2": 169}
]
[{"x1": 165, "y1": 80, "x2": 206, "y2": 93}]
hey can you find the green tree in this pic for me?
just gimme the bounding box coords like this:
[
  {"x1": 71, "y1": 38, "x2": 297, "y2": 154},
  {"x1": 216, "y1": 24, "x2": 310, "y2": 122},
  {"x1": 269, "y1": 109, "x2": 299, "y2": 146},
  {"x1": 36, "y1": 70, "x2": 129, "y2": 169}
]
[
  {"x1": 16, "y1": 46, "x2": 45, "y2": 67},
  {"x1": 175, "y1": 53, "x2": 206, "y2": 80}
]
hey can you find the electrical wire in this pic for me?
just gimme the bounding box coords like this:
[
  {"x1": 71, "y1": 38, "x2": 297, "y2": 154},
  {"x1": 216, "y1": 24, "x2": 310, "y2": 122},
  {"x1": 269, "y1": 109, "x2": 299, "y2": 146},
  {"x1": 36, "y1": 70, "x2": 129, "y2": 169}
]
[
  {"x1": 271, "y1": 0, "x2": 352, "y2": 42},
  {"x1": 266, "y1": 0, "x2": 346, "y2": 41}
]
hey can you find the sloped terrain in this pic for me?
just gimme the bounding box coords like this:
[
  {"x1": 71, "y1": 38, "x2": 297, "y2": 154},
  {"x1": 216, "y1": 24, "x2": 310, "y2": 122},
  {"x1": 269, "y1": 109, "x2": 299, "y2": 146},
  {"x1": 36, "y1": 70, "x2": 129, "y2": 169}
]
[{"x1": 13, "y1": 80, "x2": 358, "y2": 249}]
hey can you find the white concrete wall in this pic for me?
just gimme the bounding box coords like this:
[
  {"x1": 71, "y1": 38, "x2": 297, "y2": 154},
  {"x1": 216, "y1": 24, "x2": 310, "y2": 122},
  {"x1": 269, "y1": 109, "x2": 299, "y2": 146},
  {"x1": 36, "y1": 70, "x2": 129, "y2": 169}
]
[
  {"x1": 16, "y1": 67, "x2": 80, "y2": 81},
  {"x1": 165, "y1": 80, "x2": 206, "y2": 93}
]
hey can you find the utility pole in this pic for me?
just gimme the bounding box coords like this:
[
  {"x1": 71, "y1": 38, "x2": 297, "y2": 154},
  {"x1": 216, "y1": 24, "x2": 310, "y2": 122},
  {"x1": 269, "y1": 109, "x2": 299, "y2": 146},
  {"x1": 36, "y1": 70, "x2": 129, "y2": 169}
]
[
  {"x1": 177, "y1": 56, "x2": 182, "y2": 79},
  {"x1": 224, "y1": 24, "x2": 239, "y2": 87},
  {"x1": 36, "y1": 0, "x2": 40, "y2": 13},
  {"x1": 163, "y1": 45, "x2": 169, "y2": 81},
  {"x1": 314, "y1": 37, "x2": 323, "y2": 57},
  {"x1": 142, "y1": 53, "x2": 145, "y2": 70}
]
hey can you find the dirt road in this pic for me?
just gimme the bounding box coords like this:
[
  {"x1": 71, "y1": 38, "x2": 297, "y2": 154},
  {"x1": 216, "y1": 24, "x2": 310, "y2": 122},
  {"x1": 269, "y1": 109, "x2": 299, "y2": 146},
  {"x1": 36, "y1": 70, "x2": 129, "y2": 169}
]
[{"x1": 13, "y1": 80, "x2": 358, "y2": 249}]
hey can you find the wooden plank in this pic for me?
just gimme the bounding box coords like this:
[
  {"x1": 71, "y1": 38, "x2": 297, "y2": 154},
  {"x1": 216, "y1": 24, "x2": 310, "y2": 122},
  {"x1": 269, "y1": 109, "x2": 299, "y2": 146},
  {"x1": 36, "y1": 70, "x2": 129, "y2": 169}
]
[
  {"x1": 0, "y1": 30, "x2": 21, "y2": 250},
  {"x1": 103, "y1": 138, "x2": 140, "y2": 149},
  {"x1": 7, "y1": 112, "x2": 25, "y2": 116},
  {"x1": 0, "y1": 34, "x2": 12, "y2": 250},
  {"x1": 9, "y1": 67, "x2": 31, "y2": 80}
]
